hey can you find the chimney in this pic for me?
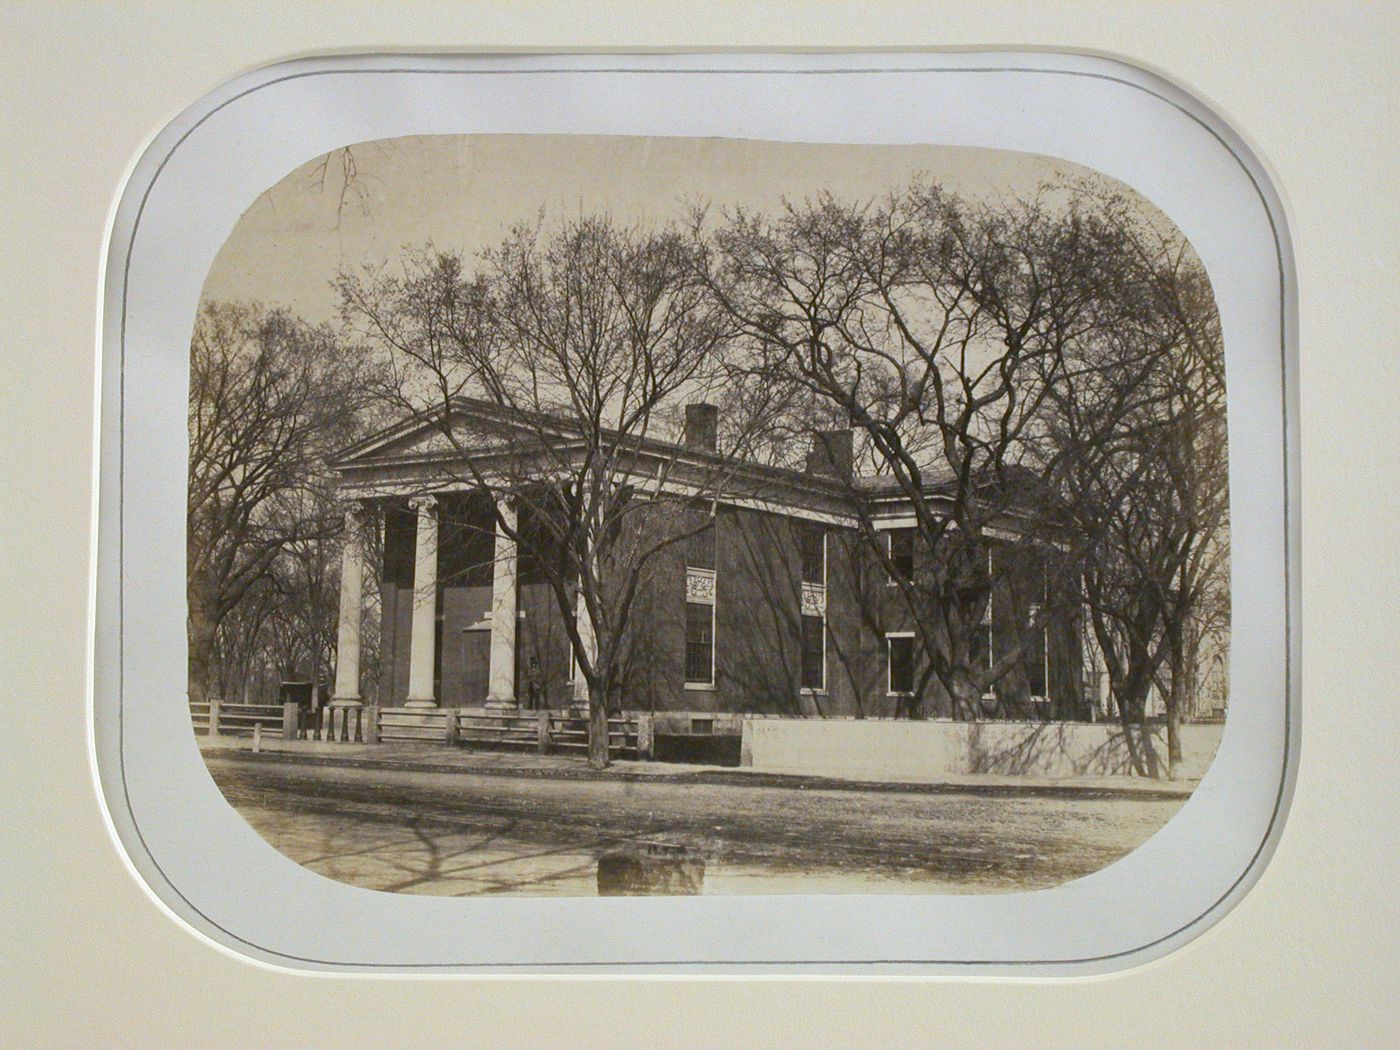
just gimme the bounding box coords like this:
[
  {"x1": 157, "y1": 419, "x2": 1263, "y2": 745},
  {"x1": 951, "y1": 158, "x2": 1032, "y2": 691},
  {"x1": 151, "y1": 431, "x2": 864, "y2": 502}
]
[
  {"x1": 806, "y1": 429, "x2": 854, "y2": 480},
  {"x1": 683, "y1": 402, "x2": 719, "y2": 453}
]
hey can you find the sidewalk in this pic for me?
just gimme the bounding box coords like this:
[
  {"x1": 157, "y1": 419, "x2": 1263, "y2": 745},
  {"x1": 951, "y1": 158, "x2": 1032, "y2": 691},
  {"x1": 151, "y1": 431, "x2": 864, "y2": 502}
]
[{"x1": 198, "y1": 735, "x2": 1200, "y2": 800}]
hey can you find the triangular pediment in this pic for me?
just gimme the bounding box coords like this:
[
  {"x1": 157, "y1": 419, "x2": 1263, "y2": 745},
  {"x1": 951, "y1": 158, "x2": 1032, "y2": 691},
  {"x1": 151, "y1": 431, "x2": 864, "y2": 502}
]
[
  {"x1": 362, "y1": 420, "x2": 507, "y2": 461},
  {"x1": 330, "y1": 397, "x2": 860, "y2": 524},
  {"x1": 332, "y1": 398, "x2": 576, "y2": 471}
]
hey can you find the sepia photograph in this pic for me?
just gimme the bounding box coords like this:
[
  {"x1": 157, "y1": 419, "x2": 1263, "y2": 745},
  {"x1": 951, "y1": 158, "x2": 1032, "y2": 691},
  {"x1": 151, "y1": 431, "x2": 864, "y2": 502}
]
[
  {"x1": 21, "y1": 2, "x2": 1400, "y2": 1041},
  {"x1": 188, "y1": 132, "x2": 1230, "y2": 899}
]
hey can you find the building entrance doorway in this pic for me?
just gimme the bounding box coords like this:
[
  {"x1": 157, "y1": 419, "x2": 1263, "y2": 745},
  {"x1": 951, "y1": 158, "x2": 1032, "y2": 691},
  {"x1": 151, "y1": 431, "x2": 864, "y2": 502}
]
[{"x1": 460, "y1": 628, "x2": 491, "y2": 706}]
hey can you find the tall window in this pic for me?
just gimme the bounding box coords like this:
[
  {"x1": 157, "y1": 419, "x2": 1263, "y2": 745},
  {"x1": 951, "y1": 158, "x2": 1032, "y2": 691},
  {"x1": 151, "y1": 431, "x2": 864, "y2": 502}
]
[
  {"x1": 685, "y1": 509, "x2": 716, "y2": 570},
  {"x1": 684, "y1": 504, "x2": 717, "y2": 687},
  {"x1": 800, "y1": 614, "x2": 825, "y2": 690},
  {"x1": 979, "y1": 546, "x2": 995, "y2": 676},
  {"x1": 799, "y1": 523, "x2": 825, "y2": 585},
  {"x1": 887, "y1": 634, "x2": 915, "y2": 694},
  {"x1": 888, "y1": 528, "x2": 915, "y2": 582},
  {"x1": 1026, "y1": 608, "x2": 1049, "y2": 698},
  {"x1": 684, "y1": 601, "x2": 714, "y2": 685},
  {"x1": 975, "y1": 622, "x2": 994, "y2": 673},
  {"x1": 797, "y1": 522, "x2": 827, "y2": 691},
  {"x1": 1030, "y1": 562, "x2": 1051, "y2": 699},
  {"x1": 1024, "y1": 569, "x2": 1050, "y2": 697}
]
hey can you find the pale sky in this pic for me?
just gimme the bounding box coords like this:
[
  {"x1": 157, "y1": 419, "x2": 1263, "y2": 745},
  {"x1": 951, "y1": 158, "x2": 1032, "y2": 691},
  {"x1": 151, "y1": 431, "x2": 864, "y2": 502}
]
[{"x1": 200, "y1": 133, "x2": 1163, "y2": 325}]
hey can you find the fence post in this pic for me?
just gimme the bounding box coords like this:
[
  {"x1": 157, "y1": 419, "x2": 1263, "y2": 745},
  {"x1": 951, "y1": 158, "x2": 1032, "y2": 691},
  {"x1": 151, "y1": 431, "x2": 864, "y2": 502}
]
[
  {"x1": 537, "y1": 709, "x2": 552, "y2": 755},
  {"x1": 444, "y1": 709, "x2": 460, "y2": 746},
  {"x1": 364, "y1": 704, "x2": 380, "y2": 745},
  {"x1": 252, "y1": 723, "x2": 262, "y2": 752},
  {"x1": 636, "y1": 712, "x2": 654, "y2": 760},
  {"x1": 281, "y1": 703, "x2": 298, "y2": 741},
  {"x1": 208, "y1": 699, "x2": 221, "y2": 738}
]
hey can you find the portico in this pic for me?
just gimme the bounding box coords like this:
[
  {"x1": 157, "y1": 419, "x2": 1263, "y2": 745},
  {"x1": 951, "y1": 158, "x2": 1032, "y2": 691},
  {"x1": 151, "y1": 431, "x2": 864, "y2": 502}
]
[{"x1": 333, "y1": 490, "x2": 523, "y2": 710}]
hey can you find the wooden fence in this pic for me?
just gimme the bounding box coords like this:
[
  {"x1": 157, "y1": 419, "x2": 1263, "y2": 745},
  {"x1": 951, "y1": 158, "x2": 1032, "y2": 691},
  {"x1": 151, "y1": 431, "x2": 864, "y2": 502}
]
[
  {"x1": 190, "y1": 700, "x2": 285, "y2": 737},
  {"x1": 190, "y1": 701, "x2": 368, "y2": 742},
  {"x1": 377, "y1": 706, "x2": 641, "y2": 758},
  {"x1": 191, "y1": 701, "x2": 642, "y2": 757}
]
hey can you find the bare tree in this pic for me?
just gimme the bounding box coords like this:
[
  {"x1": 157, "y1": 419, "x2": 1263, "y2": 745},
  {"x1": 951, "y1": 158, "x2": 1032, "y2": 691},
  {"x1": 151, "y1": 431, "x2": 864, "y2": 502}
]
[
  {"x1": 273, "y1": 488, "x2": 345, "y2": 704},
  {"x1": 212, "y1": 574, "x2": 278, "y2": 701},
  {"x1": 1035, "y1": 187, "x2": 1229, "y2": 775},
  {"x1": 702, "y1": 184, "x2": 1118, "y2": 718},
  {"x1": 187, "y1": 302, "x2": 368, "y2": 702},
  {"x1": 338, "y1": 216, "x2": 765, "y2": 767}
]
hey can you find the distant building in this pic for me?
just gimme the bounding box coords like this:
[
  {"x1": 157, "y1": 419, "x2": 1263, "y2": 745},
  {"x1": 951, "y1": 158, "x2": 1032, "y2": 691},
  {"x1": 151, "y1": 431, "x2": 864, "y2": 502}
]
[{"x1": 326, "y1": 398, "x2": 1089, "y2": 720}]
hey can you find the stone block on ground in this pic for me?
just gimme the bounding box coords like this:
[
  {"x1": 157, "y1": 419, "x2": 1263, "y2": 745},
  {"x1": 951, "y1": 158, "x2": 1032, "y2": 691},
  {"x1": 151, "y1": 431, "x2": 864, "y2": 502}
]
[{"x1": 597, "y1": 843, "x2": 704, "y2": 896}]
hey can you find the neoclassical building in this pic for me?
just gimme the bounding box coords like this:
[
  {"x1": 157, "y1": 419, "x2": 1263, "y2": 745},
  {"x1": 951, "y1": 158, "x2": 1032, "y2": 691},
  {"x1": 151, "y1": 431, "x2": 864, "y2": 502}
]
[{"x1": 326, "y1": 398, "x2": 1087, "y2": 721}]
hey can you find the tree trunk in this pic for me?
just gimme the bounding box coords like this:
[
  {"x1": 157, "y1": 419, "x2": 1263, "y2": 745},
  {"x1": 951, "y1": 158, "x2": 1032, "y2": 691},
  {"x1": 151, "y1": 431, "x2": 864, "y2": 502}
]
[
  {"x1": 587, "y1": 680, "x2": 611, "y2": 770},
  {"x1": 948, "y1": 673, "x2": 982, "y2": 722},
  {"x1": 1166, "y1": 630, "x2": 1187, "y2": 780},
  {"x1": 308, "y1": 636, "x2": 321, "y2": 715},
  {"x1": 187, "y1": 587, "x2": 219, "y2": 703},
  {"x1": 1113, "y1": 682, "x2": 1158, "y2": 778}
]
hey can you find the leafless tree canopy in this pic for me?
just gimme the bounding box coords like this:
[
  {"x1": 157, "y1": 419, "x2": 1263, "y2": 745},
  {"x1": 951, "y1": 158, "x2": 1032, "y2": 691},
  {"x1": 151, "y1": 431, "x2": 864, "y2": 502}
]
[
  {"x1": 187, "y1": 302, "x2": 375, "y2": 704},
  {"x1": 191, "y1": 169, "x2": 1228, "y2": 775},
  {"x1": 1027, "y1": 190, "x2": 1228, "y2": 771},
  {"x1": 338, "y1": 218, "x2": 765, "y2": 766},
  {"x1": 695, "y1": 180, "x2": 1223, "y2": 732}
]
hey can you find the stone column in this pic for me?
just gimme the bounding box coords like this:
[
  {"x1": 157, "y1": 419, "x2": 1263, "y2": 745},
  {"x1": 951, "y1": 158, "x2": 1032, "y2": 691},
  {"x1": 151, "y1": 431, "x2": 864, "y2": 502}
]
[
  {"x1": 405, "y1": 495, "x2": 439, "y2": 708},
  {"x1": 486, "y1": 496, "x2": 518, "y2": 706},
  {"x1": 331, "y1": 504, "x2": 366, "y2": 707},
  {"x1": 572, "y1": 587, "x2": 597, "y2": 704}
]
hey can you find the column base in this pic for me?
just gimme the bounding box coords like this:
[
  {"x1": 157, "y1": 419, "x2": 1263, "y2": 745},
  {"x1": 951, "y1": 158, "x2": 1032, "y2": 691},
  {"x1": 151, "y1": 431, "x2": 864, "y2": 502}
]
[
  {"x1": 484, "y1": 696, "x2": 518, "y2": 710},
  {"x1": 403, "y1": 698, "x2": 438, "y2": 709},
  {"x1": 329, "y1": 696, "x2": 363, "y2": 708}
]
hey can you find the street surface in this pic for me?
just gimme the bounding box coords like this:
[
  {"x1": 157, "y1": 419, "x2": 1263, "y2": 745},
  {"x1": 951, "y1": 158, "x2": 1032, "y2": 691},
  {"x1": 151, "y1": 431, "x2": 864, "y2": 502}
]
[{"x1": 204, "y1": 751, "x2": 1187, "y2": 896}]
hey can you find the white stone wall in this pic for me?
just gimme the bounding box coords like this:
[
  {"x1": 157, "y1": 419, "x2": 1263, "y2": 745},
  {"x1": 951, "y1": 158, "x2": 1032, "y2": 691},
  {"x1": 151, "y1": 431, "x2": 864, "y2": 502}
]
[{"x1": 741, "y1": 718, "x2": 1223, "y2": 780}]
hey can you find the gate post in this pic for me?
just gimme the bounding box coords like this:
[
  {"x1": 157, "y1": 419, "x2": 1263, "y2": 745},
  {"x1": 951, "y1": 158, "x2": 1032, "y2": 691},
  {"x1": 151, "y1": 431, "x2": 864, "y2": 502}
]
[
  {"x1": 636, "y1": 712, "x2": 654, "y2": 760},
  {"x1": 208, "y1": 699, "x2": 221, "y2": 738},
  {"x1": 443, "y1": 708, "x2": 460, "y2": 746},
  {"x1": 537, "y1": 709, "x2": 552, "y2": 755},
  {"x1": 282, "y1": 702, "x2": 298, "y2": 741},
  {"x1": 364, "y1": 704, "x2": 380, "y2": 745}
]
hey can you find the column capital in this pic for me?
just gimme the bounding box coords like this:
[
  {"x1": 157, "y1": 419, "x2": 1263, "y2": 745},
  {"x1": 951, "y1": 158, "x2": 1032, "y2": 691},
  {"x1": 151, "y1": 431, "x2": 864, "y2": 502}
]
[
  {"x1": 342, "y1": 500, "x2": 371, "y2": 527},
  {"x1": 408, "y1": 493, "x2": 439, "y2": 513}
]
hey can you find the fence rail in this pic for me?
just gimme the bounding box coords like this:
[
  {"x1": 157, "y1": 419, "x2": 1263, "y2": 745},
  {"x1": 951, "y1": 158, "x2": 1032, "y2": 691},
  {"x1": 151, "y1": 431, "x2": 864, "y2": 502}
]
[
  {"x1": 190, "y1": 701, "x2": 285, "y2": 737},
  {"x1": 192, "y1": 700, "x2": 643, "y2": 757},
  {"x1": 190, "y1": 700, "x2": 369, "y2": 742},
  {"x1": 378, "y1": 707, "x2": 641, "y2": 758}
]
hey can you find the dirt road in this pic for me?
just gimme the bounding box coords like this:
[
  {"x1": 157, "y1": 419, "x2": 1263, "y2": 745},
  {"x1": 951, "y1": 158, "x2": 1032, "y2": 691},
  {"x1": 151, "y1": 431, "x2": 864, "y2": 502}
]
[{"x1": 205, "y1": 753, "x2": 1184, "y2": 896}]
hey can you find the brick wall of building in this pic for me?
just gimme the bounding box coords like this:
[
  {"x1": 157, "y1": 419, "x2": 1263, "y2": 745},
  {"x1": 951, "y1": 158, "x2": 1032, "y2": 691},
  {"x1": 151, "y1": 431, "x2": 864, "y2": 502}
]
[{"x1": 375, "y1": 492, "x2": 1084, "y2": 717}]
